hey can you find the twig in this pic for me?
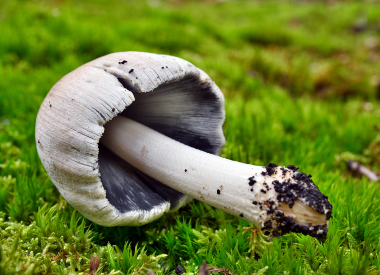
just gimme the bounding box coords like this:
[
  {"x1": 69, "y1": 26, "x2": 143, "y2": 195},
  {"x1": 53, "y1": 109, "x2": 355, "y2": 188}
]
[
  {"x1": 208, "y1": 265, "x2": 233, "y2": 275},
  {"x1": 89, "y1": 256, "x2": 100, "y2": 275},
  {"x1": 347, "y1": 160, "x2": 379, "y2": 182},
  {"x1": 199, "y1": 262, "x2": 210, "y2": 275}
]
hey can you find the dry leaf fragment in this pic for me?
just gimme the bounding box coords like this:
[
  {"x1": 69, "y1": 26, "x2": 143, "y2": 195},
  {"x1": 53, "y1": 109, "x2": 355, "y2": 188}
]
[
  {"x1": 209, "y1": 265, "x2": 233, "y2": 275},
  {"x1": 198, "y1": 261, "x2": 210, "y2": 275}
]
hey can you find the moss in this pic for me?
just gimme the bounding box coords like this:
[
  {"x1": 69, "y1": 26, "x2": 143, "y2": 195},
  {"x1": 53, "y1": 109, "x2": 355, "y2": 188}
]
[{"x1": 1, "y1": 0, "x2": 380, "y2": 273}]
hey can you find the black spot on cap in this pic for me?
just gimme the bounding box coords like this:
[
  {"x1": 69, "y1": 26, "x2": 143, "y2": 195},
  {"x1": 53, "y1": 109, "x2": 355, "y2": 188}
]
[
  {"x1": 217, "y1": 189, "x2": 221, "y2": 195},
  {"x1": 129, "y1": 69, "x2": 134, "y2": 74}
]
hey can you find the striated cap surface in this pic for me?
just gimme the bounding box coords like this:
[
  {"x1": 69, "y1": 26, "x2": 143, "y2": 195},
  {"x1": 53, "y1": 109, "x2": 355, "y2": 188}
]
[{"x1": 36, "y1": 52, "x2": 225, "y2": 226}]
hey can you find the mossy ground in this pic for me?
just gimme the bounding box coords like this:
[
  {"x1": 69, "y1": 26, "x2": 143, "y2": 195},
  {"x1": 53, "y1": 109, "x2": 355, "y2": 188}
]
[{"x1": 0, "y1": 0, "x2": 380, "y2": 274}]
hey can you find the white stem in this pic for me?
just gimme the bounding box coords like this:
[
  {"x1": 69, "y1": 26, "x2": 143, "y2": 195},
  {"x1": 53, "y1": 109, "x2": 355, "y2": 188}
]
[
  {"x1": 101, "y1": 116, "x2": 270, "y2": 226},
  {"x1": 101, "y1": 116, "x2": 330, "y2": 235}
]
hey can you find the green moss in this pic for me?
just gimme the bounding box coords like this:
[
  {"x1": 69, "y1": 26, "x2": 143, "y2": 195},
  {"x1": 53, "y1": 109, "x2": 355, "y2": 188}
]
[{"x1": 0, "y1": 0, "x2": 380, "y2": 273}]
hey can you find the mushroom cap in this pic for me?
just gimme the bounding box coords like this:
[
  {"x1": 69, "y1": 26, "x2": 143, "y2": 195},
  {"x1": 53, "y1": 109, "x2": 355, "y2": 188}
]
[{"x1": 35, "y1": 52, "x2": 225, "y2": 226}]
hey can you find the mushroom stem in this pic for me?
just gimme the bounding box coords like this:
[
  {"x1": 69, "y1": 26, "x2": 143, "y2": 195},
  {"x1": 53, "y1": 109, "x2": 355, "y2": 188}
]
[{"x1": 101, "y1": 116, "x2": 332, "y2": 237}]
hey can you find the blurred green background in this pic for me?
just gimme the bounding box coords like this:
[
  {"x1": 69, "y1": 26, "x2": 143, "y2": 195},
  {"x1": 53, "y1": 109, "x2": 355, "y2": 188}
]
[{"x1": 0, "y1": 0, "x2": 380, "y2": 274}]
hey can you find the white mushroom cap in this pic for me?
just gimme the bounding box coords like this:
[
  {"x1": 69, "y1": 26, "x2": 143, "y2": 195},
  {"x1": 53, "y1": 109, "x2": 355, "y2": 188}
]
[{"x1": 36, "y1": 52, "x2": 225, "y2": 226}]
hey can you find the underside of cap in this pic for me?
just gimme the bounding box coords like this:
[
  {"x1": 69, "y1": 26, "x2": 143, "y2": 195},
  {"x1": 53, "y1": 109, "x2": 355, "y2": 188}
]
[{"x1": 36, "y1": 52, "x2": 225, "y2": 226}]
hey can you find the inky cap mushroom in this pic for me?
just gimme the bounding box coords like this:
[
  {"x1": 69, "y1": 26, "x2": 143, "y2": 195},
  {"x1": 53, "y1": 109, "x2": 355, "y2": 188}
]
[{"x1": 36, "y1": 52, "x2": 332, "y2": 237}]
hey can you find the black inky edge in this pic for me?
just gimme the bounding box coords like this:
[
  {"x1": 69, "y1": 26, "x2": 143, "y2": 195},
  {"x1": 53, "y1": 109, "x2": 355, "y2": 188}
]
[
  {"x1": 102, "y1": 72, "x2": 225, "y2": 213},
  {"x1": 99, "y1": 145, "x2": 185, "y2": 212},
  {"x1": 120, "y1": 73, "x2": 224, "y2": 155}
]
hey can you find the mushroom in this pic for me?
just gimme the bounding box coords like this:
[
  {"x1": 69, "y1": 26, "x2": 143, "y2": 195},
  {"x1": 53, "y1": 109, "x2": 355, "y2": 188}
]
[{"x1": 36, "y1": 52, "x2": 332, "y2": 238}]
